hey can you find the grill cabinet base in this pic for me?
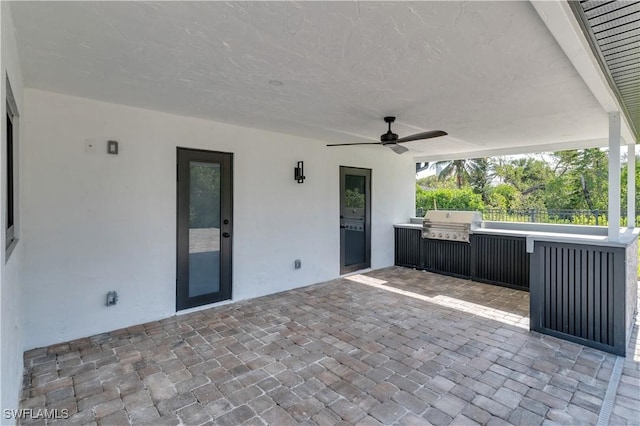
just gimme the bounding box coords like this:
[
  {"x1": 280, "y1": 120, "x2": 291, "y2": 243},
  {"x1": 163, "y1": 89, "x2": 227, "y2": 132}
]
[
  {"x1": 530, "y1": 241, "x2": 636, "y2": 356},
  {"x1": 393, "y1": 227, "x2": 530, "y2": 291}
]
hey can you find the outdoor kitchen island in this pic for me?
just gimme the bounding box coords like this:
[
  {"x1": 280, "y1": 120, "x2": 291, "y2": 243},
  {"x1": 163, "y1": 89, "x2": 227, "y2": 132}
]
[{"x1": 394, "y1": 216, "x2": 639, "y2": 356}]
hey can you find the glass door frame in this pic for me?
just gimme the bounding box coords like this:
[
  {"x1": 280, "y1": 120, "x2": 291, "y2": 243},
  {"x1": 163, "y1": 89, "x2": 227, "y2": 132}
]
[
  {"x1": 176, "y1": 148, "x2": 233, "y2": 310},
  {"x1": 339, "y1": 166, "x2": 372, "y2": 274}
]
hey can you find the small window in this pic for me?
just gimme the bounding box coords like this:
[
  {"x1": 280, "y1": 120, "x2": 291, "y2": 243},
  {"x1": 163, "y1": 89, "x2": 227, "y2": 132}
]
[{"x1": 5, "y1": 76, "x2": 18, "y2": 257}]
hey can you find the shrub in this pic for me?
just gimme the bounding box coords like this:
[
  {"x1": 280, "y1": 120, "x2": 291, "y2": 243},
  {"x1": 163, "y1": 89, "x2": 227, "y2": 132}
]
[
  {"x1": 487, "y1": 184, "x2": 519, "y2": 209},
  {"x1": 416, "y1": 186, "x2": 484, "y2": 213}
]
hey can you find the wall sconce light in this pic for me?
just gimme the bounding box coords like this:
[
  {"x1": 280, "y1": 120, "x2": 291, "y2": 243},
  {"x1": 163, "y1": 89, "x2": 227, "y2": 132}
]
[{"x1": 294, "y1": 161, "x2": 305, "y2": 183}]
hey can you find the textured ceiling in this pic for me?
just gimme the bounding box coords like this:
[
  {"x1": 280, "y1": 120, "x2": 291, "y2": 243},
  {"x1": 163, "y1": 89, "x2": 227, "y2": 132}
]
[
  {"x1": 10, "y1": 1, "x2": 611, "y2": 157},
  {"x1": 574, "y1": 0, "x2": 640, "y2": 140}
]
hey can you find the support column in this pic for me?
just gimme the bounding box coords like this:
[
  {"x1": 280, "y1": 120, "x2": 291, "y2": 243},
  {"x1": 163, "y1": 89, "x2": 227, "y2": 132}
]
[
  {"x1": 608, "y1": 112, "x2": 621, "y2": 241},
  {"x1": 629, "y1": 143, "x2": 636, "y2": 228}
]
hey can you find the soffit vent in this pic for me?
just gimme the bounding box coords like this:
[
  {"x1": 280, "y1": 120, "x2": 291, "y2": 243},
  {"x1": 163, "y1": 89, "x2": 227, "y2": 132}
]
[{"x1": 571, "y1": 0, "x2": 640, "y2": 141}]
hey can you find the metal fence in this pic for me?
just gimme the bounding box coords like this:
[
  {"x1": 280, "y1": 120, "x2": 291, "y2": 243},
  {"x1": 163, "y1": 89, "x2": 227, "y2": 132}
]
[{"x1": 415, "y1": 208, "x2": 639, "y2": 226}]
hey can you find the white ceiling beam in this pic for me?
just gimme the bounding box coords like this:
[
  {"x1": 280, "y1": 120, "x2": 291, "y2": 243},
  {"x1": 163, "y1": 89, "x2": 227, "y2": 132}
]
[
  {"x1": 412, "y1": 138, "x2": 608, "y2": 163},
  {"x1": 531, "y1": 1, "x2": 636, "y2": 145}
]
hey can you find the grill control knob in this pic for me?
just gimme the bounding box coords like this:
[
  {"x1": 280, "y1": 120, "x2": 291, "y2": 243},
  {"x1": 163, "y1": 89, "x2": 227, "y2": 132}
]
[
  {"x1": 445, "y1": 234, "x2": 449, "y2": 239},
  {"x1": 438, "y1": 233, "x2": 442, "y2": 238},
  {"x1": 453, "y1": 234, "x2": 457, "y2": 239},
  {"x1": 431, "y1": 233, "x2": 435, "y2": 237}
]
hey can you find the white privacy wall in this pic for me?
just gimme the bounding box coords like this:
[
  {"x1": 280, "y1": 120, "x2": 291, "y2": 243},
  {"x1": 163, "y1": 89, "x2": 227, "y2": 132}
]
[
  {"x1": 1, "y1": 2, "x2": 25, "y2": 415},
  {"x1": 22, "y1": 89, "x2": 415, "y2": 350}
]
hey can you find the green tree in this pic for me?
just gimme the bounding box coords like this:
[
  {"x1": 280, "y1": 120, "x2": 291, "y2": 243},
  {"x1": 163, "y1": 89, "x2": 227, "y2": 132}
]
[
  {"x1": 493, "y1": 156, "x2": 553, "y2": 209},
  {"x1": 417, "y1": 149, "x2": 637, "y2": 220},
  {"x1": 546, "y1": 149, "x2": 608, "y2": 210},
  {"x1": 434, "y1": 158, "x2": 492, "y2": 191},
  {"x1": 189, "y1": 164, "x2": 221, "y2": 228},
  {"x1": 416, "y1": 175, "x2": 457, "y2": 190},
  {"x1": 434, "y1": 159, "x2": 472, "y2": 188},
  {"x1": 621, "y1": 155, "x2": 640, "y2": 213},
  {"x1": 486, "y1": 184, "x2": 520, "y2": 209},
  {"x1": 467, "y1": 158, "x2": 493, "y2": 203},
  {"x1": 345, "y1": 188, "x2": 365, "y2": 208}
]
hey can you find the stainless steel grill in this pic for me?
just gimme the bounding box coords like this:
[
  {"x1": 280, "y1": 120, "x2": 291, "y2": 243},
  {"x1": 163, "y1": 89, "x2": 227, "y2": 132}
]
[{"x1": 422, "y1": 210, "x2": 481, "y2": 242}]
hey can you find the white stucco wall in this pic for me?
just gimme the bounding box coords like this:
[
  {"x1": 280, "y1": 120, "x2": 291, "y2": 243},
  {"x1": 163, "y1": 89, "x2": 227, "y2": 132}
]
[
  {"x1": 22, "y1": 89, "x2": 415, "y2": 350},
  {"x1": 1, "y1": 2, "x2": 25, "y2": 417}
]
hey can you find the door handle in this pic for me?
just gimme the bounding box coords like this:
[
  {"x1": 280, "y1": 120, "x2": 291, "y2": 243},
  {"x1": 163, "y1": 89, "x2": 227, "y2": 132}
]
[{"x1": 222, "y1": 232, "x2": 231, "y2": 238}]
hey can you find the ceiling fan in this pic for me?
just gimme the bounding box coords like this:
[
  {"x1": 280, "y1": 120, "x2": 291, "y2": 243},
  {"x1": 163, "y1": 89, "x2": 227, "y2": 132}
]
[{"x1": 327, "y1": 116, "x2": 447, "y2": 154}]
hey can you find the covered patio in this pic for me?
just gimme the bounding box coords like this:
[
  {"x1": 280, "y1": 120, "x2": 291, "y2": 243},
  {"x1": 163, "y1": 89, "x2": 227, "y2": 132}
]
[
  {"x1": 19, "y1": 268, "x2": 639, "y2": 425},
  {"x1": 2, "y1": 1, "x2": 639, "y2": 424}
]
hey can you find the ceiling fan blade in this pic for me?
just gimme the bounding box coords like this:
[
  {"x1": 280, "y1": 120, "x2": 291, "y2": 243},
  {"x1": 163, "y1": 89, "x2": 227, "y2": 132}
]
[
  {"x1": 396, "y1": 130, "x2": 448, "y2": 143},
  {"x1": 326, "y1": 142, "x2": 382, "y2": 146},
  {"x1": 387, "y1": 144, "x2": 409, "y2": 154}
]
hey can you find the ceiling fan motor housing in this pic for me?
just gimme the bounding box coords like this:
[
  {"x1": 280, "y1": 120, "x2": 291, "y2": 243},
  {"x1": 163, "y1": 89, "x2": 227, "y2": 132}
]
[
  {"x1": 380, "y1": 131, "x2": 398, "y2": 143},
  {"x1": 381, "y1": 116, "x2": 398, "y2": 143}
]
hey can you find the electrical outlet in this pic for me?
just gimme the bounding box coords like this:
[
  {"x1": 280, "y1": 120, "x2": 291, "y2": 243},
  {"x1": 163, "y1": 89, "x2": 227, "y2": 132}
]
[
  {"x1": 294, "y1": 259, "x2": 302, "y2": 269},
  {"x1": 107, "y1": 140, "x2": 119, "y2": 155},
  {"x1": 106, "y1": 291, "x2": 118, "y2": 306}
]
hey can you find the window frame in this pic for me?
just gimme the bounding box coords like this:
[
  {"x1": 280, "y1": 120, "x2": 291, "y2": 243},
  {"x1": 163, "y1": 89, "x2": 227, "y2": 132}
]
[{"x1": 5, "y1": 76, "x2": 18, "y2": 260}]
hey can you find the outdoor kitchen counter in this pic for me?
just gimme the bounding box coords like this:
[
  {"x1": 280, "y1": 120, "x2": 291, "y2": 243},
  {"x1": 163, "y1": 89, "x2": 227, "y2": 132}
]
[
  {"x1": 394, "y1": 219, "x2": 639, "y2": 356},
  {"x1": 395, "y1": 221, "x2": 638, "y2": 252},
  {"x1": 393, "y1": 223, "x2": 422, "y2": 230},
  {"x1": 474, "y1": 227, "x2": 638, "y2": 252}
]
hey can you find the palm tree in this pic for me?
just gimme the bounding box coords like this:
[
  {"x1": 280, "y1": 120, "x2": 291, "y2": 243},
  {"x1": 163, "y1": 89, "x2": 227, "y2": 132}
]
[
  {"x1": 433, "y1": 159, "x2": 472, "y2": 188},
  {"x1": 467, "y1": 158, "x2": 493, "y2": 202},
  {"x1": 434, "y1": 158, "x2": 492, "y2": 193}
]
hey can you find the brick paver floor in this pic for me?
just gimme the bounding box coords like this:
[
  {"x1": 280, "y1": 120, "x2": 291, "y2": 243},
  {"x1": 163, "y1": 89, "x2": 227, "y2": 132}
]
[
  {"x1": 19, "y1": 267, "x2": 640, "y2": 425},
  {"x1": 612, "y1": 308, "x2": 640, "y2": 425}
]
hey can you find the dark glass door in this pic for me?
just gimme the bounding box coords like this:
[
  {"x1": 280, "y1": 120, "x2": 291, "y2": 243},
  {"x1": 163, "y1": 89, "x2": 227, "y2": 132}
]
[
  {"x1": 340, "y1": 166, "x2": 371, "y2": 274},
  {"x1": 177, "y1": 148, "x2": 233, "y2": 310}
]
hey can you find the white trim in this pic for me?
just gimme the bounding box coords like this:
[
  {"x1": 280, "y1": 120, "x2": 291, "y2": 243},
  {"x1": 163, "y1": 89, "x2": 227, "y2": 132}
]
[
  {"x1": 175, "y1": 299, "x2": 234, "y2": 316},
  {"x1": 628, "y1": 144, "x2": 636, "y2": 228},
  {"x1": 531, "y1": 1, "x2": 635, "y2": 145},
  {"x1": 4, "y1": 75, "x2": 19, "y2": 262},
  {"x1": 608, "y1": 112, "x2": 621, "y2": 241}
]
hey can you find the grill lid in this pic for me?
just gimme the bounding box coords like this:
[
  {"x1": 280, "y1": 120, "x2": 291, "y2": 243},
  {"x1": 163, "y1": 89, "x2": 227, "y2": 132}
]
[
  {"x1": 423, "y1": 210, "x2": 482, "y2": 225},
  {"x1": 422, "y1": 210, "x2": 482, "y2": 242}
]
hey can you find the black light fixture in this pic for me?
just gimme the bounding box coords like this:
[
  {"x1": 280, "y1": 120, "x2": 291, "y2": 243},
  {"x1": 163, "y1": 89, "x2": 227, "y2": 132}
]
[{"x1": 294, "y1": 161, "x2": 305, "y2": 183}]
